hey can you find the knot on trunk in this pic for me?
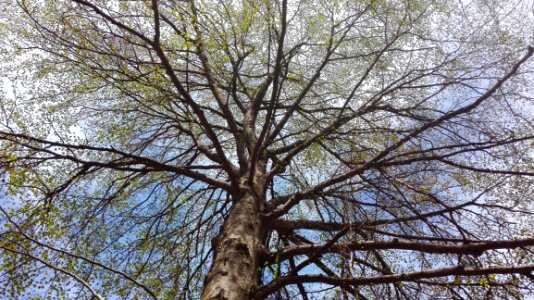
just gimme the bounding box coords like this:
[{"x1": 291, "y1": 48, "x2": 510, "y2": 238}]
[
  {"x1": 207, "y1": 289, "x2": 228, "y2": 300},
  {"x1": 222, "y1": 238, "x2": 250, "y2": 257},
  {"x1": 211, "y1": 235, "x2": 221, "y2": 249}
]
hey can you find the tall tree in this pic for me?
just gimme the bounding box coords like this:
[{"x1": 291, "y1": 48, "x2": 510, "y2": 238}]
[{"x1": 1, "y1": 0, "x2": 534, "y2": 299}]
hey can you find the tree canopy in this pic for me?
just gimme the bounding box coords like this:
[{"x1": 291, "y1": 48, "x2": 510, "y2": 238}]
[{"x1": 1, "y1": 0, "x2": 534, "y2": 299}]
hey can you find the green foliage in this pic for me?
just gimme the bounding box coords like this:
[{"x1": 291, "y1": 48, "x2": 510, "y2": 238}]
[{"x1": 0, "y1": 0, "x2": 533, "y2": 299}]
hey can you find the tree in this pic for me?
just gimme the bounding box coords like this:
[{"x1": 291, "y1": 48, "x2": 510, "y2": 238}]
[{"x1": 1, "y1": 0, "x2": 534, "y2": 299}]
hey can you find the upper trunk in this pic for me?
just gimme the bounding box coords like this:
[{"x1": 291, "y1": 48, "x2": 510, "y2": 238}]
[{"x1": 201, "y1": 177, "x2": 266, "y2": 300}]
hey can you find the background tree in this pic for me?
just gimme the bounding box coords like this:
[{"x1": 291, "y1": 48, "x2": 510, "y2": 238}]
[{"x1": 1, "y1": 0, "x2": 534, "y2": 299}]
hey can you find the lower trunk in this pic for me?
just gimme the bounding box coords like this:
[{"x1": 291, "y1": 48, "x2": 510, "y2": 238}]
[{"x1": 201, "y1": 188, "x2": 265, "y2": 300}]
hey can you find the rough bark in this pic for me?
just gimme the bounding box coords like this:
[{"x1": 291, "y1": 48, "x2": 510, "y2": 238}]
[{"x1": 201, "y1": 177, "x2": 266, "y2": 300}]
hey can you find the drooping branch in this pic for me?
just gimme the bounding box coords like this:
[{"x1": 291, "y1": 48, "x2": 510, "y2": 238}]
[
  {"x1": 273, "y1": 238, "x2": 534, "y2": 262},
  {"x1": 0, "y1": 131, "x2": 231, "y2": 190},
  {"x1": 255, "y1": 264, "x2": 534, "y2": 299},
  {"x1": 1, "y1": 247, "x2": 105, "y2": 300},
  {"x1": 0, "y1": 206, "x2": 158, "y2": 299}
]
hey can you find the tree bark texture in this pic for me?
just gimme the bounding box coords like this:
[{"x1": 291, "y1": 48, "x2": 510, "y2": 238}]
[{"x1": 201, "y1": 180, "x2": 265, "y2": 300}]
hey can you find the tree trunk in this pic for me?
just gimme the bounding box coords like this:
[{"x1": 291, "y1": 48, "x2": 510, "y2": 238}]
[{"x1": 201, "y1": 181, "x2": 265, "y2": 300}]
